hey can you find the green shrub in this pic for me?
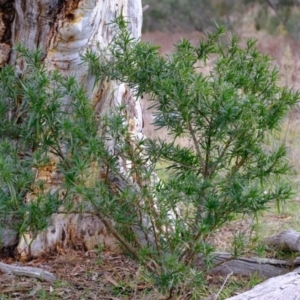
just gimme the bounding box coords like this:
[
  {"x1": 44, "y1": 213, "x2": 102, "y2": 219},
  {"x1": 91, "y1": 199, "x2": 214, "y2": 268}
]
[
  {"x1": 83, "y1": 17, "x2": 299, "y2": 293},
  {"x1": 0, "y1": 16, "x2": 299, "y2": 297},
  {"x1": 0, "y1": 46, "x2": 114, "y2": 240}
]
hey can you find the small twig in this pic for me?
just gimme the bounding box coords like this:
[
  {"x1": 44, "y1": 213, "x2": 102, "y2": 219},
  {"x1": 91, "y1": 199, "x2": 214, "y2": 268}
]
[
  {"x1": 208, "y1": 137, "x2": 232, "y2": 176},
  {"x1": 142, "y1": 5, "x2": 149, "y2": 12},
  {"x1": 95, "y1": 210, "x2": 140, "y2": 261},
  {"x1": 204, "y1": 267, "x2": 233, "y2": 300},
  {"x1": 188, "y1": 121, "x2": 206, "y2": 174},
  {"x1": 216, "y1": 267, "x2": 233, "y2": 298}
]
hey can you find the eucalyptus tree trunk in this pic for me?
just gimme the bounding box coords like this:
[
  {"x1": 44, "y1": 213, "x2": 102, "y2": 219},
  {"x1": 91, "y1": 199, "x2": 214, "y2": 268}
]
[{"x1": 0, "y1": 0, "x2": 144, "y2": 261}]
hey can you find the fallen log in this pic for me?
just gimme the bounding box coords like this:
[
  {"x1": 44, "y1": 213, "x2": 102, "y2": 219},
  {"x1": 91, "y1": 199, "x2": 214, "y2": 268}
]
[
  {"x1": 194, "y1": 252, "x2": 300, "y2": 278},
  {"x1": 0, "y1": 262, "x2": 56, "y2": 283},
  {"x1": 226, "y1": 266, "x2": 300, "y2": 300},
  {"x1": 264, "y1": 228, "x2": 300, "y2": 252},
  {"x1": 194, "y1": 229, "x2": 300, "y2": 279}
]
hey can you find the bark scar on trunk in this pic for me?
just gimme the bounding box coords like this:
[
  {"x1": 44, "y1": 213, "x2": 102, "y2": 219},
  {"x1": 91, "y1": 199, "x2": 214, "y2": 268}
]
[{"x1": 0, "y1": 0, "x2": 14, "y2": 66}]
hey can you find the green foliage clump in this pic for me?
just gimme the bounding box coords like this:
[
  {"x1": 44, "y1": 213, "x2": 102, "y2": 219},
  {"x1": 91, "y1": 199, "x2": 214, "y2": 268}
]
[
  {"x1": 0, "y1": 16, "x2": 299, "y2": 297},
  {"x1": 83, "y1": 17, "x2": 299, "y2": 293},
  {"x1": 0, "y1": 46, "x2": 114, "y2": 240}
]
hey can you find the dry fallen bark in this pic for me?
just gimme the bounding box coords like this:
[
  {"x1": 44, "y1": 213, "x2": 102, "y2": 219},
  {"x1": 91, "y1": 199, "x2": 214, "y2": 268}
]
[{"x1": 0, "y1": 262, "x2": 56, "y2": 283}]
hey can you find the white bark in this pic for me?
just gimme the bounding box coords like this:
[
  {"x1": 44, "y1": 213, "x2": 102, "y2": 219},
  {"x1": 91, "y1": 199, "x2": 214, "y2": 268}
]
[
  {"x1": 0, "y1": 0, "x2": 144, "y2": 260},
  {"x1": 224, "y1": 230, "x2": 300, "y2": 299},
  {"x1": 0, "y1": 261, "x2": 56, "y2": 283},
  {"x1": 227, "y1": 267, "x2": 300, "y2": 300}
]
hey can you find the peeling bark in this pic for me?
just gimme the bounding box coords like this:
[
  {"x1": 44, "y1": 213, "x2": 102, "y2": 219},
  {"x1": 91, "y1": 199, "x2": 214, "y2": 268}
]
[
  {"x1": 0, "y1": 0, "x2": 144, "y2": 260},
  {"x1": 0, "y1": 0, "x2": 14, "y2": 66}
]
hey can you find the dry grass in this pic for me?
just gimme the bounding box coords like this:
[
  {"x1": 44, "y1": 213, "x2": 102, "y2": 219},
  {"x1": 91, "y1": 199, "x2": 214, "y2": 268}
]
[
  {"x1": 0, "y1": 249, "x2": 265, "y2": 300},
  {"x1": 0, "y1": 250, "x2": 166, "y2": 300}
]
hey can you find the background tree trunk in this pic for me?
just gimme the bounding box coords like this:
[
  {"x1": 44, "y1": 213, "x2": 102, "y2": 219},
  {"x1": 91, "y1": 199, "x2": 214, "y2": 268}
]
[{"x1": 0, "y1": 0, "x2": 144, "y2": 261}]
